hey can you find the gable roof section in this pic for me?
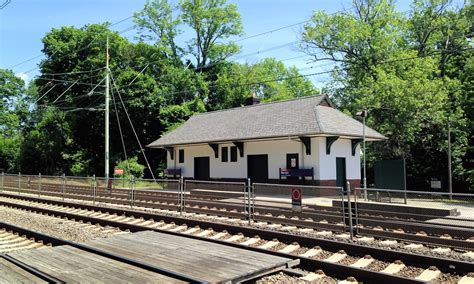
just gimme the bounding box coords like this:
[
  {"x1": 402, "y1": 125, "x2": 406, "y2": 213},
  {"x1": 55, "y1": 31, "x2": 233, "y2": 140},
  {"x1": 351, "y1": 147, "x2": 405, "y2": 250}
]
[{"x1": 148, "y1": 95, "x2": 386, "y2": 147}]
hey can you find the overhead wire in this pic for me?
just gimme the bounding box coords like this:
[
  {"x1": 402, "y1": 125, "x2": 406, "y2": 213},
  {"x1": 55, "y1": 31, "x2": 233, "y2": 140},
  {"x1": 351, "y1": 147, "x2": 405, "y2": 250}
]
[
  {"x1": 8, "y1": 15, "x2": 135, "y2": 71},
  {"x1": 110, "y1": 71, "x2": 156, "y2": 181},
  {"x1": 113, "y1": 46, "x2": 474, "y2": 104},
  {"x1": 110, "y1": 78, "x2": 131, "y2": 176},
  {"x1": 52, "y1": 80, "x2": 79, "y2": 103},
  {"x1": 16, "y1": 24, "x2": 135, "y2": 75},
  {"x1": 54, "y1": 76, "x2": 107, "y2": 106},
  {"x1": 126, "y1": 63, "x2": 150, "y2": 87},
  {"x1": 34, "y1": 83, "x2": 57, "y2": 104},
  {"x1": 40, "y1": 67, "x2": 106, "y2": 77},
  {"x1": 36, "y1": 76, "x2": 106, "y2": 108},
  {"x1": 35, "y1": 76, "x2": 105, "y2": 87}
]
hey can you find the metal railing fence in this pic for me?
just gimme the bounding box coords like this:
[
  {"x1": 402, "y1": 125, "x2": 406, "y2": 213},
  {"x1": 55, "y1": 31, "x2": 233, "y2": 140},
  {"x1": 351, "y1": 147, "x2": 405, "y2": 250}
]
[
  {"x1": 252, "y1": 182, "x2": 347, "y2": 232},
  {"x1": 352, "y1": 187, "x2": 474, "y2": 239},
  {"x1": 2, "y1": 172, "x2": 473, "y2": 241},
  {"x1": 183, "y1": 179, "x2": 250, "y2": 221}
]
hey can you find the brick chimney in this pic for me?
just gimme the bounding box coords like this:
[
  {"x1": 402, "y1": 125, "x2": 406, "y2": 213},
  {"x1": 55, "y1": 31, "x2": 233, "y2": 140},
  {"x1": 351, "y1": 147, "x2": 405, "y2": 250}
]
[{"x1": 245, "y1": 93, "x2": 261, "y2": 106}]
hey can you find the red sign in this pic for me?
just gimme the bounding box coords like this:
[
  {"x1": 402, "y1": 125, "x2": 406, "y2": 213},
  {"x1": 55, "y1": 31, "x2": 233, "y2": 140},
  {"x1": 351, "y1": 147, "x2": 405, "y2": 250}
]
[
  {"x1": 291, "y1": 188, "x2": 302, "y2": 212},
  {"x1": 114, "y1": 168, "x2": 125, "y2": 175}
]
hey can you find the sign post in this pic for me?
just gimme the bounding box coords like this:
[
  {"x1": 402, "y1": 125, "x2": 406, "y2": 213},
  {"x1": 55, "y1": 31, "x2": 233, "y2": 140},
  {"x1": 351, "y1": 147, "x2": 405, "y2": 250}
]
[{"x1": 291, "y1": 188, "x2": 302, "y2": 213}]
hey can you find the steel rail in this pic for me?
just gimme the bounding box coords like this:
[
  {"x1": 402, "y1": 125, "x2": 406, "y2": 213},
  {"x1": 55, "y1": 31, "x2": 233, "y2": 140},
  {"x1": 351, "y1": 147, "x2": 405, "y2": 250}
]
[
  {"x1": 0, "y1": 221, "x2": 206, "y2": 283},
  {"x1": 0, "y1": 255, "x2": 65, "y2": 284},
  {"x1": 0, "y1": 202, "x2": 421, "y2": 284},
  {"x1": 4, "y1": 182, "x2": 468, "y2": 224},
  {"x1": 1, "y1": 187, "x2": 473, "y2": 248},
  {"x1": 0, "y1": 196, "x2": 472, "y2": 277}
]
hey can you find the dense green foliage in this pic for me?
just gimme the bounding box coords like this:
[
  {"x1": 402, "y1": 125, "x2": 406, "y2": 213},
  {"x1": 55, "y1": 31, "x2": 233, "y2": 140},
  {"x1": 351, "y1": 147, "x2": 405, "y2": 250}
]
[
  {"x1": 302, "y1": 0, "x2": 473, "y2": 190},
  {"x1": 0, "y1": 69, "x2": 27, "y2": 172},
  {"x1": 115, "y1": 156, "x2": 145, "y2": 179},
  {"x1": 0, "y1": 0, "x2": 471, "y2": 191},
  {"x1": 0, "y1": 0, "x2": 315, "y2": 178}
]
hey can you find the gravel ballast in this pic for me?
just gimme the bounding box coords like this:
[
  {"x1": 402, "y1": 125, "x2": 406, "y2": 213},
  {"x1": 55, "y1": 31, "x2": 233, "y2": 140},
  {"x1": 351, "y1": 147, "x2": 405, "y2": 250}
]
[{"x1": 0, "y1": 205, "x2": 125, "y2": 242}]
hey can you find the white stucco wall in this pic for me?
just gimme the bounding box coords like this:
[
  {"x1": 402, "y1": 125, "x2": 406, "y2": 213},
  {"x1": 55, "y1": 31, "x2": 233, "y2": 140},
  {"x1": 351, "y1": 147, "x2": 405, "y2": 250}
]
[
  {"x1": 166, "y1": 137, "x2": 361, "y2": 181},
  {"x1": 315, "y1": 137, "x2": 361, "y2": 180}
]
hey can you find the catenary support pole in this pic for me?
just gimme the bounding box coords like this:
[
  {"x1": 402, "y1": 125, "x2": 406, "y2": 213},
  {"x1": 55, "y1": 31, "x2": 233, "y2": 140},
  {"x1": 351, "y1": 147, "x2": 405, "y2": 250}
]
[
  {"x1": 62, "y1": 173, "x2": 66, "y2": 201},
  {"x1": 179, "y1": 176, "x2": 184, "y2": 215},
  {"x1": 448, "y1": 120, "x2": 452, "y2": 199},
  {"x1": 92, "y1": 174, "x2": 96, "y2": 205},
  {"x1": 247, "y1": 178, "x2": 251, "y2": 224},
  {"x1": 38, "y1": 173, "x2": 42, "y2": 197},
  {"x1": 362, "y1": 110, "x2": 367, "y2": 200},
  {"x1": 105, "y1": 36, "x2": 110, "y2": 190},
  {"x1": 347, "y1": 181, "x2": 353, "y2": 241}
]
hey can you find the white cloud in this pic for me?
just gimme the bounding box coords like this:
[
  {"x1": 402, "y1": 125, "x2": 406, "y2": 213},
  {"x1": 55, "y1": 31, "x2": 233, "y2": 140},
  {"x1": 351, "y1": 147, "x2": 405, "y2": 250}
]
[{"x1": 15, "y1": 72, "x2": 29, "y2": 83}]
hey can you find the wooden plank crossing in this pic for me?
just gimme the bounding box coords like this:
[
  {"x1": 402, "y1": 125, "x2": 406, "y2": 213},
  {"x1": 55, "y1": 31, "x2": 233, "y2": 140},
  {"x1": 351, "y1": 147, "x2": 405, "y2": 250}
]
[
  {"x1": 0, "y1": 257, "x2": 48, "y2": 284},
  {"x1": 6, "y1": 245, "x2": 186, "y2": 284},
  {"x1": 84, "y1": 230, "x2": 298, "y2": 283}
]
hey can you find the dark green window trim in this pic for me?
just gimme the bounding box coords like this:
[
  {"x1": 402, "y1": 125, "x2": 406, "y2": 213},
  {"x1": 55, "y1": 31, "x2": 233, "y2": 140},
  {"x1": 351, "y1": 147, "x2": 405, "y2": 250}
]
[
  {"x1": 221, "y1": 147, "x2": 228, "y2": 162},
  {"x1": 230, "y1": 146, "x2": 238, "y2": 162}
]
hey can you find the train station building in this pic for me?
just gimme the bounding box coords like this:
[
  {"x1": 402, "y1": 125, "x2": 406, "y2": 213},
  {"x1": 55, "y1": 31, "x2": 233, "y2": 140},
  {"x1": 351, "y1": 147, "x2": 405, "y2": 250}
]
[{"x1": 148, "y1": 95, "x2": 386, "y2": 187}]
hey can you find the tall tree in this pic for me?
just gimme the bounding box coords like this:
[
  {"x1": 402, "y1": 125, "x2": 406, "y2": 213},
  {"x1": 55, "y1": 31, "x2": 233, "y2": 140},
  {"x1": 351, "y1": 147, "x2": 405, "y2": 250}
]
[
  {"x1": 209, "y1": 58, "x2": 317, "y2": 110},
  {"x1": 134, "y1": 0, "x2": 183, "y2": 64},
  {"x1": 301, "y1": 0, "x2": 471, "y2": 190},
  {"x1": 180, "y1": 0, "x2": 243, "y2": 68},
  {"x1": 29, "y1": 23, "x2": 211, "y2": 176},
  {"x1": 134, "y1": 0, "x2": 243, "y2": 68},
  {"x1": 19, "y1": 108, "x2": 75, "y2": 175},
  {"x1": 0, "y1": 69, "x2": 26, "y2": 172}
]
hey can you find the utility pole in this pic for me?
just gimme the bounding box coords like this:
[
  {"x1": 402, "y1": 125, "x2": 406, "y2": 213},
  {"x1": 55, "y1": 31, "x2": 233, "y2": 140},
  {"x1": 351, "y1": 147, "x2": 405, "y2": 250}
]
[
  {"x1": 448, "y1": 120, "x2": 452, "y2": 199},
  {"x1": 105, "y1": 36, "x2": 110, "y2": 184},
  {"x1": 362, "y1": 110, "x2": 367, "y2": 191},
  {"x1": 357, "y1": 110, "x2": 368, "y2": 200}
]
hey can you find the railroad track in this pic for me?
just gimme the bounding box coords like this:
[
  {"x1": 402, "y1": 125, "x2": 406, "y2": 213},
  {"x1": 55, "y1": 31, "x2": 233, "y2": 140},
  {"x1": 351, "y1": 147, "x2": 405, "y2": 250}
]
[
  {"x1": 0, "y1": 194, "x2": 472, "y2": 283},
  {"x1": 0, "y1": 228, "x2": 45, "y2": 253},
  {"x1": 2, "y1": 183, "x2": 474, "y2": 251},
  {"x1": 0, "y1": 222, "x2": 205, "y2": 283}
]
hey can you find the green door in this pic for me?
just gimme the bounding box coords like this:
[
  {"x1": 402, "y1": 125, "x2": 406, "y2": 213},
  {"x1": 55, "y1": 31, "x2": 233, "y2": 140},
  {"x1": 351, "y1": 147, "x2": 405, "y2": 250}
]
[
  {"x1": 247, "y1": 155, "x2": 269, "y2": 183},
  {"x1": 336, "y1": 157, "x2": 347, "y2": 189}
]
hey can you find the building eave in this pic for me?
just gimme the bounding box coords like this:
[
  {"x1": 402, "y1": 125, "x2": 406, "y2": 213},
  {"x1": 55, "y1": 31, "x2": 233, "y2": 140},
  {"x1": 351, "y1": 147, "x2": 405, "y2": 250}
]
[{"x1": 147, "y1": 131, "x2": 386, "y2": 149}]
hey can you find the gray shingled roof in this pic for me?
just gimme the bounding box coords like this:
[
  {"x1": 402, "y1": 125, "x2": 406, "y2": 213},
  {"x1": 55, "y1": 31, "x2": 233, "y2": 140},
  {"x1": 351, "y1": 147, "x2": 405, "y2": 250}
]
[{"x1": 148, "y1": 95, "x2": 386, "y2": 147}]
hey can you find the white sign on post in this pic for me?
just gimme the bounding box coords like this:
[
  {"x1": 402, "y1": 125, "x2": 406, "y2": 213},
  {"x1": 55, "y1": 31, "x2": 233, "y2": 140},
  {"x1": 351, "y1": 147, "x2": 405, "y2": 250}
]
[
  {"x1": 291, "y1": 158, "x2": 296, "y2": 168},
  {"x1": 430, "y1": 180, "x2": 441, "y2": 189}
]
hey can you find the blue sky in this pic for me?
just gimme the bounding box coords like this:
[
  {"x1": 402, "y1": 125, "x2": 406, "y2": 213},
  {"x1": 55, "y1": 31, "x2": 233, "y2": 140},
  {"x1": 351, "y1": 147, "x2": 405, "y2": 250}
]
[{"x1": 0, "y1": 0, "x2": 464, "y2": 86}]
